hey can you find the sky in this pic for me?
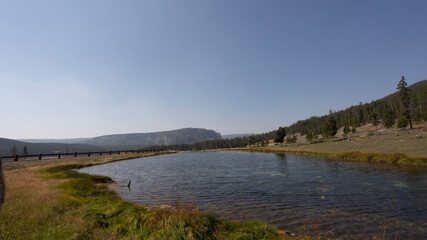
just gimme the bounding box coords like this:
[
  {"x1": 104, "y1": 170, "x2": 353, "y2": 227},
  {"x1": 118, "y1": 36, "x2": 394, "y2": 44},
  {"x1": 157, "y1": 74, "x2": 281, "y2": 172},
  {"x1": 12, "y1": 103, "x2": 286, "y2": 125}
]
[{"x1": 1, "y1": 0, "x2": 426, "y2": 139}]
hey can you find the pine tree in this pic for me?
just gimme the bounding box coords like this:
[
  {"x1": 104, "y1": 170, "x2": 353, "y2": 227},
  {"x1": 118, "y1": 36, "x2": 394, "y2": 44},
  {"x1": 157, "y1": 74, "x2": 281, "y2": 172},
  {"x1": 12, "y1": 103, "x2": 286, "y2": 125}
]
[
  {"x1": 273, "y1": 127, "x2": 286, "y2": 147},
  {"x1": 370, "y1": 112, "x2": 378, "y2": 126},
  {"x1": 322, "y1": 115, "x2": 337, "y2": 138},
  {"x1": 248, "y1": 136, "x2": 256, "y2": 146},
  {"x1": 306, "y1": 131, "x2": 314, "y2": 141},
  {"x1": 343, "y1": 124, "x2": 350, "y2": 134},
  {"x1": 397, "y1": 76, "x2": 413, "y2": 129},
  {"x1": 382, "y1": 111, "x2": 394, "y2": 128},
  {"x1": 397, "y1": 113, "x2": 409, "y2": 130}
]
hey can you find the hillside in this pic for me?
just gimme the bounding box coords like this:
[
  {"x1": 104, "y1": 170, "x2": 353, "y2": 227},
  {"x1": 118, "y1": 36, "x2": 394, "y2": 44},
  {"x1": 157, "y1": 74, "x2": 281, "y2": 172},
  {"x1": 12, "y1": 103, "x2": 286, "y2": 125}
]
[
  {"x1": 222, "y1": 134, "x2": 255, "y2": 139},
  {"x1": 269, "y1": 122, "x2": 427, "y2": 157},
  {"x1": 0, "y1": 138, "x2": 105, "y2": 156},
  {"x1": 81, "y1": 128, "x2": 222, "y2": 147},
  {"x1": 285, "y1": 80, "x2": 427, "y2": 135},
  {"x1": 142, "y1": 80, "x2": 427, "y2": 152},
  {"x1": 18, "y1": 138, "x2": 90, "y2": 144}
]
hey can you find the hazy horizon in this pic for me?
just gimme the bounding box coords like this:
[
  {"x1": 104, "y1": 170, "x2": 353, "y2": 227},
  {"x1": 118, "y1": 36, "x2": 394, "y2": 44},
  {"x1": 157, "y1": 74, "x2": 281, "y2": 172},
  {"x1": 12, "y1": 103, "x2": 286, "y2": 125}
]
[
  {"x1": 15, "y1": 128, "x2": 253, "y2": 141},
  {"x1": 1, "y1": 1, "x2": 426, "y2": 139}
]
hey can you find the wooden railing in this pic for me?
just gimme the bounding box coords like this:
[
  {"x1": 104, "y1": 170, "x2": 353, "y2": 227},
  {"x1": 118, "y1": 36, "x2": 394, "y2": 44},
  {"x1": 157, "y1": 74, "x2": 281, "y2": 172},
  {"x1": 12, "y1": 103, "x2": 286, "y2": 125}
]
[{"x1": 0, "y1": 149, "x2": 159, "y2": 162}]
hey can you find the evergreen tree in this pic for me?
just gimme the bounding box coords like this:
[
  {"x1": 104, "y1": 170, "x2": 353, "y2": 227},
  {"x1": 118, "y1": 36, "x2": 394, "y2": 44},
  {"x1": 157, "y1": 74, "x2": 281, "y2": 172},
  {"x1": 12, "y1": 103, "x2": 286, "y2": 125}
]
[
  {"x1": 322, "y1": 115, "x2": 337, "y2": 138},
  {"x1": 306, "y1": 131, "x2": 314, "y2": 141},
  {"x1": 248, "y1": 136, "x2": 256, "y2": 146},
  {"x1": 273, "y1": 127, "x2": 286, "y2": 147},
  {"x1": 343, "y1": 124, "x2": 350, "y2": 134},
  {"x1": 370, "y1": 112, "x2": 378, "y2": 126},
  {"x1": 351, "y1": 127, "x2": 356, "y2": 133},
  {"x1": 397, "y1": 113, "x2": 409, "y2": 130},
  {"x1": 397, "y1": 76, "x2": 413, "y2": 129},
  {"x1": 382, "y1": 112, "x2": 394, "y2": 128}
]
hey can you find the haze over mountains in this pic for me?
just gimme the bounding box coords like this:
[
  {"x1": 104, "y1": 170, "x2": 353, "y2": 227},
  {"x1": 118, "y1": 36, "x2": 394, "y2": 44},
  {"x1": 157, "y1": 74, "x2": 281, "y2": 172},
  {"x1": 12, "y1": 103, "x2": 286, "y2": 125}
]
[
  {"x1": 2, "y1": 80, "x2": 426, "y2": 156},
  {"x1": 81, "y1": 128, "x2": 222, "y2": 147},
  {"x1": 0, "y1": 138, "x2": 104, "y2": 157},
  {"x1": 19, "y1": 138, "x2": 91, "y2": 144},
  {"x1": 1, "y1": 128, "x2": 222, "y2": 156}
]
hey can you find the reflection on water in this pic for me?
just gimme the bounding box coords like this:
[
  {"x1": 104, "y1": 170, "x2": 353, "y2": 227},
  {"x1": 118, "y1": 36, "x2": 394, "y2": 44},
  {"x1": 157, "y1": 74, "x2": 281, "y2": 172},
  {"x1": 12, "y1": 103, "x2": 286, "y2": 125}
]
[{"x1": 79, "y1": 151, "x2": 427, "y2": 239}]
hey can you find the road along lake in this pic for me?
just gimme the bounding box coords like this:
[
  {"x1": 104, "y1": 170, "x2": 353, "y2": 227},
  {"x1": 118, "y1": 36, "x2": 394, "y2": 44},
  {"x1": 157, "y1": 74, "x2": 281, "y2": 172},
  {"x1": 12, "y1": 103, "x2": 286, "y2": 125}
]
[{"x1": 79, "y1": 151, "x2": 427, "y2": 239}]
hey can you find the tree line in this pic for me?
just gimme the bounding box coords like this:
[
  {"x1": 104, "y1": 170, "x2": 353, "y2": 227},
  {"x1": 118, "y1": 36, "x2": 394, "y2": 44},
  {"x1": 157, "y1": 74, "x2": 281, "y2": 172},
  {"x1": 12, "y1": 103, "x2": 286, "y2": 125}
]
[
  {"x1": 142, "y1": 132, "x2": 276, "y2": 151},
  {"x1": 145, "y1": 77, "x2": 425, "y2": 151},
  {"x1": 284, "y1": 77, "x2": 426, "y2": 136}
]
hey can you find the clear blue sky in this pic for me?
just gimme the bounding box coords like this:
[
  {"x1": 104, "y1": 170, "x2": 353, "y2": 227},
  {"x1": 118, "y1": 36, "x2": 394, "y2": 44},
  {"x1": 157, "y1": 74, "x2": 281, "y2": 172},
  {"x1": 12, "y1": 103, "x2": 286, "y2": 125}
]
[{"x1": 1, "y1": 0, "x2": 426, "y2": 139}]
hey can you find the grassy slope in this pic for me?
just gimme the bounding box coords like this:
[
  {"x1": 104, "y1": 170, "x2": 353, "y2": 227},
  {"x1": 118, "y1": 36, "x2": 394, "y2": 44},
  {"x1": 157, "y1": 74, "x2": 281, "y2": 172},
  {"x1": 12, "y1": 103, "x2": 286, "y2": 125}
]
[
  {"x1": 0, "y1": 153, "x2": 316, "y2": 240},
  {"x1": 243, "y1": 123, "x2": 427, "y2": 165}
]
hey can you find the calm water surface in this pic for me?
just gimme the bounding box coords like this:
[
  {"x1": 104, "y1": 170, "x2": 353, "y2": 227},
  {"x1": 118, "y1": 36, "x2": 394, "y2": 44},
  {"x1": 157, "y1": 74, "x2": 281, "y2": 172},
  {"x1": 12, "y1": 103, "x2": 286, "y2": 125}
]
[{"x1": 79, "y1": 151, "x2": 427, "y2": 239}]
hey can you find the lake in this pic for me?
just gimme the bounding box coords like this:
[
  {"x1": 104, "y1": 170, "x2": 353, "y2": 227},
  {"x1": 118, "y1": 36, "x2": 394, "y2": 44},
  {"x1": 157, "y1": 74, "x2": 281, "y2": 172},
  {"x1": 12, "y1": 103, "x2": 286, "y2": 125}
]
[{"x1": 79, "y1": 151, "x2": 427, "y2": 239}]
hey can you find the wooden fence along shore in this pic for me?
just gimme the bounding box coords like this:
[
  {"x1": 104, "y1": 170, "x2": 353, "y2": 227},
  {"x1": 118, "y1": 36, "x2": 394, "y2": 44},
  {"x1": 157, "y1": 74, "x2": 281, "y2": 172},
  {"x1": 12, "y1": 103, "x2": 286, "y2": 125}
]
[{"x1": 0, "y1": 149, "x2": 160, "y2": 162}]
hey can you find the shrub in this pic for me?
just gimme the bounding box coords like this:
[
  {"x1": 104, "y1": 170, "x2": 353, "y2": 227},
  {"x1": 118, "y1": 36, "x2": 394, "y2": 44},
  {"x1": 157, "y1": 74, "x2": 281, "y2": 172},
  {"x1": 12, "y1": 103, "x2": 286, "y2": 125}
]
[
  {"x1": 286, "y1": 136, "x2": 297, "y2": 143},
  {"x1": 397, "y1": 114, "x2": 409, "y2": 130}
]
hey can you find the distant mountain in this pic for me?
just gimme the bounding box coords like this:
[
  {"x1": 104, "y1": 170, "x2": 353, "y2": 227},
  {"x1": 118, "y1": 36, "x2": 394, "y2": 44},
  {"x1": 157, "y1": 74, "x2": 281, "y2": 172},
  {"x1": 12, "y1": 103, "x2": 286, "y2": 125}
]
[
  {"x1": 81, "y1": 128, "x2": 222, "y2": 147},
  {"x1": 222, "y1": 134, "x2": 255, "y2": 139},
  {"x1": 19, "y1": 138, "x2": 90, "y2": 144},
  {"x1": 0, "y1": 138, "x2": 105, "y2": 157},
  {"x1": 1, "y1": 128, "x2": 222, "y2": 155}
]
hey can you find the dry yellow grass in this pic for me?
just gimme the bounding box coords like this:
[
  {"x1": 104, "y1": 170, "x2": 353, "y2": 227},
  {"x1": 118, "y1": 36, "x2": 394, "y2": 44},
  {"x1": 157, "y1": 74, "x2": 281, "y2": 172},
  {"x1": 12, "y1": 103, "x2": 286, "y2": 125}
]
[
  {"x1": 276, "y1": 123, "x2": 427, "y2": 157},
  {"x1": 0, "y1": 153, "x2": 160, "y2": 239},
  {"x1": 0, "y1": 153, "x2": 310, "y2": 240},
  {"x1": 0, "y1": 168, "x2": 84, "y2": 238},
  {"x1": 2, "y1": 152, "x2": 153, "y2": 171}
]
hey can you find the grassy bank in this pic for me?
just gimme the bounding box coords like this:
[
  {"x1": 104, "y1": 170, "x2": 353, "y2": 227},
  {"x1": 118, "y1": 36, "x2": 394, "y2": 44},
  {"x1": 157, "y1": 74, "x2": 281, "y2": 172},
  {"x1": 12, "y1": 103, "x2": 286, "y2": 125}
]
[
  {"x1": 0, "y1": 153, "x2": 314, "y2": 239},
  {"x1": 242, "y1": 147, "x2": 427, "y2": 165}
]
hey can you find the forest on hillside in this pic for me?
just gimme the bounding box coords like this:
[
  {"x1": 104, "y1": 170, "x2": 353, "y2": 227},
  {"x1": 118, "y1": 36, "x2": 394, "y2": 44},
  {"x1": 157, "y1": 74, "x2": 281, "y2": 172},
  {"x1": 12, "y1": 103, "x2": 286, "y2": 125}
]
[
  {"x1": 144, "y1": 79, "x2": 427, "y2": 151},
  {"x1": 285, "y1": 79, "x2": 427, "y2": 135},
  {"x1": 142, "y1": 131, "x2": 275, "y2": 151}
]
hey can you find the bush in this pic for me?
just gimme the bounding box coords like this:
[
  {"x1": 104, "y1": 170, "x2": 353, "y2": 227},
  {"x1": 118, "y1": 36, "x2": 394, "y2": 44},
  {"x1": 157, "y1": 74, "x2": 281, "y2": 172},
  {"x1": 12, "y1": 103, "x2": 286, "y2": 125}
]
[
  {"x1": 382, "y1": 112, "x2": 394, "y2": 128},
  {"x1": 397, "y1": 114, "x2": 409, "y2": 130},
  {"x1": 286, "y1": 136, "x2": 297, "y2": 143}
]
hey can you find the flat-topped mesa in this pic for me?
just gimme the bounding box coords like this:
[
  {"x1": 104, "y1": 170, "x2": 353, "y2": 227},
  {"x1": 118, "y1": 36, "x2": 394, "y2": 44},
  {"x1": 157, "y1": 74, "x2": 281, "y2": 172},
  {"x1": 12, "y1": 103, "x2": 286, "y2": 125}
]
[{"x1": 81, "y1": 128, "x2": 222, "y2": 147}]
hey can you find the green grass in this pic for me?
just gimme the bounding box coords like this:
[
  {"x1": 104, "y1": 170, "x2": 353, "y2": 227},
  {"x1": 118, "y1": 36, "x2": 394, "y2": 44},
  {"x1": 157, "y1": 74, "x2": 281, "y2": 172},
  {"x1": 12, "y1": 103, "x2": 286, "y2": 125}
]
[
  {"x1": 243, "y1": 147, "x2": 427, "y2": 165},
  {"x1": 0, "y1": 152, "x2": 324, "y2": 239},
  {"x1": 37, "y1": 164, "x2": 296, "y2": 239}
]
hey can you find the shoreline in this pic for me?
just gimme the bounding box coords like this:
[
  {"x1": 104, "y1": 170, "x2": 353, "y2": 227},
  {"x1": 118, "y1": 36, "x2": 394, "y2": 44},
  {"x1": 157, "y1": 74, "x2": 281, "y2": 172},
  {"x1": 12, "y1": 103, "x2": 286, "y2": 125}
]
[
  {"x1": 0, "y1": 152, "x2": 306, "y2": 240},
  {"x1": 238, "y1": 147, "x2": 427, "y2": 166},
  {"x1": 2, "y1": 148, "x2": 422, "y2": 239}
]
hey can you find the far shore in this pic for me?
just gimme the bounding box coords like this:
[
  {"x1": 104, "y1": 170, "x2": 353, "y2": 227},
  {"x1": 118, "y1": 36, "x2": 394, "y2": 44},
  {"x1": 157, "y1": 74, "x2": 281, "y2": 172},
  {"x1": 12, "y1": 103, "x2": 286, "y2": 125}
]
[
  {"x1": 1, "y1": 146, "x2": 424, "y2": 239},
  {"x1": 239, "y1": 122, "x2": 427, "y2": 166}
]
